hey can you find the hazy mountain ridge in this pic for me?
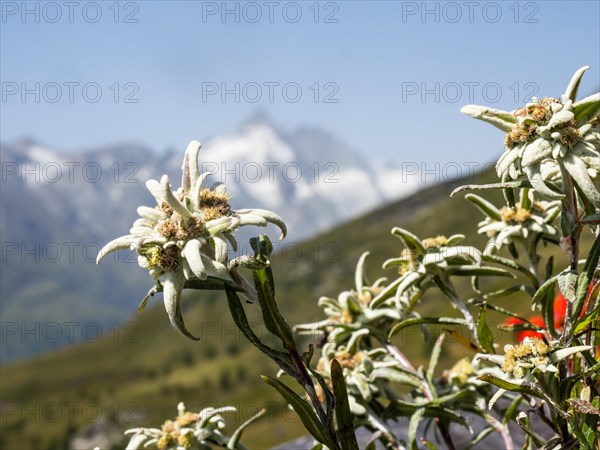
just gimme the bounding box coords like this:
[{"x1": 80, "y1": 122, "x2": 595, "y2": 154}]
[
  {"x1": 1, "y1": 163, "x2": 587, "y2": 450},
  {"x1": 0, "y1": 117, "x2": 419, "y2": 362}
]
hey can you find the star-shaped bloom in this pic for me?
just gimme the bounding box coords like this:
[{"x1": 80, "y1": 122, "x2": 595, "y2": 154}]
[
  {"x1": 461, "y1": 66, "x2": 600, "y2": 207},
  {"x1": 466, "y1": 191, "x2": 560, "y2": 254},
  {"x1": 97, "y1": 141, "x2": 287, "y2": 340},
  {"x1": 124, "y1": 402, "x2": 261, "y2": 450}
]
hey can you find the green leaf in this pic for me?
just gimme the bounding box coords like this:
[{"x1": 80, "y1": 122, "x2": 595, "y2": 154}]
[
  {"x1": 558, "y1": 270, "x2": 578, "y2": 302},
  {"x1": 450, "y1": 180, "x2": 528, "y2": 197},
  {"x1": 224, "y1": 286, "x2": 294, "y2": 374},
  {"x1": 137, "y1": 286, "x2": 158, "y2": 314},
  {"x1": 369, "y1": 367, "x2": 422, "y2": 388},
  {"x1": 573, "y1": 233, "x2": 600, "y2": 320},
  {"x1": 391, "y1": 227, "x2": 426, "y2": 255},
  {"x1": 427, "y1": 334, "x2": 445, "y2": 384},
  {"x1": 446, "y1": 265, "x2": 515, "y2": 278},
  {"x1": 516, "y1": 412, "x2": 546, "y2": 448},
  {"x1": 330, "y1": 360, "x2": 359, "y2": 450},
  {"x1": 531, "y1": 274, "x2": 559, "y2": 307},
  {"x1": 464, "y1": 427, "x2": 496, "y2": 450},
  {"x1": 389, "y1": 317, "x2": 469, "y2": 339},
  {"x1": 383, "y1": 401, "x2": 471, "y2": 429},
  {"x1": 581, "y1": 213, "x2": 600, "y2": 224},
  {"x1": 550, "y1": 345, "x2": 593, "y2": 362},
  {"x1": 482, "y1": 254, "x2": 539, "y2": 287},
  {"x1": 573, "y1": 298, "x2": 599, "y2": 333},
  {"x1": 252, "y1": 264, "x2": 295, "y2": 349},
  {"x1": 477, "y1": 304, "x2": 495, "y2": 354},
  {"x1": 544, "y1": 256, "x2": 554, "y2": 281},
  {"x1": 354, "y1": 252, "x2": 370, "y2": 295},
  {"x1": 262, "y1": 375, "x2": 337, "y2": 449},
  {"x1": 302, "y1": 344, "x2": 315, "y2": 367},
  {"x1": 477, "y1": 375, "x2": 538, "y2": 396},
  {"x1": 465, "y1": 194, "x2": 502, "y2": 220},
  {"x1": 502, "y1": 396, "x2": 523, "y2": 425},
  {"x1": 523, "y1": 162, "x2": 565, "y2": 200},
  {"x1": 408, "y1": 406, "x2": 425, "y2": 449},
  {"x1": 478, "y1": 375, "x2": 568, "y2": 417},
  {"x1": 310, "y1": 368, "x2": 335, "y2": 418},
  {"x1": 562, "y1": 153, "x2": 600, "y2": 208},
  {"x1": 482, "y1": 284, "x2": 536, "y2": 300},
  {"x1": 227, "y1": 408, "x2": 265, "y2": 449}
]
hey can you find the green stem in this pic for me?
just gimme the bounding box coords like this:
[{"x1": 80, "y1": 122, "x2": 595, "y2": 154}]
[{"x1": 558, "y1": 166, "x2": 581, "y2": 349}]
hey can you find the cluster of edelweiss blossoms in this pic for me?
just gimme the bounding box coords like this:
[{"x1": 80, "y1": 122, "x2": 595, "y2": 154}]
[
  {"x1": 462, "y1": 65, "x2": 600, "y2": 206},
  {"x1": 97, "y1": 141, "x2": 286, "y2": 340},
  {"x1": 97, "y1": 66, "x2": 599, "y2": 450}
]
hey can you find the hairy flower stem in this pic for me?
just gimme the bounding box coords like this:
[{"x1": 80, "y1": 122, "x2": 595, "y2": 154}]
[
  {"x1": 558, "y1": 167, "x2": 582, "y2": 349},
  {"x1": 486, "y1": 413, "x2": 513, "y2": 450},
  {"x1": 386, "y1": 342, "x2": 418, "y2": 374},
  {"x1": 555, "y1": 168, "x2": 581, "y2": 442},
  {"x1": 386, "y1": 341, "x2": 455, "y2": 450},
  {"x1": 286, "y1": 343, "x2": 338, "y2": 445},
  {"x1": 527, "y1": 238, "x2": 541, "y2": 288},
  {"x1": 364, "y1": 406, "x2": 403, "y2": 450}
]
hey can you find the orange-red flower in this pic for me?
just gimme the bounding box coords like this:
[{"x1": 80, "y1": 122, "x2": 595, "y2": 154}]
[
  {"x1": 503, "y1": 315, "x2": 546, "y2": 342},
  {"x1": 553, "y1": 283, "x2": 595, "y2": 329},
  {"x1": 504, "y1": 282, "x2": 596, "y2": 343}
]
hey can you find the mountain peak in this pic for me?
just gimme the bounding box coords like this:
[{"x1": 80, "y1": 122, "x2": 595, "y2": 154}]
[{"x1": 240, "y1": 109, "x2": 275, "y2": 130}]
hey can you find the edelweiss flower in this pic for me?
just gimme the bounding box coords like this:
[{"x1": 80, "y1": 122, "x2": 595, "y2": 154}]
[
  {"x1": 315, "y1": 344, "x2": 418, "y2": 416},
  {"x1": 462, "y1": 66, "x2": 600, "y2": 207},
  {"x1": 466, "y1": 191, "x2": 560, "y2": 253},
  {"x1": 124, "y1": 402, "x2": 261, "y2": 450},
  {"x1": 295, "y1": 252, "x2": 407, "y2": 348},
  {"x1": 501, "y1": 337, "x2": 553, "y2": 379},
  {"x1": 379, "y1": 228, "x2": 512, "y2": 300},
  {"x1": 97, "y1": 140, "x2": 287, "y2": 340},
  {"x1": 379, "y1": 228, "x2": 513, "y2": 336}
]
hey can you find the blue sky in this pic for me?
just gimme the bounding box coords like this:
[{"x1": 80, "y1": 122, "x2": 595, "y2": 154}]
[{"x1": 1, "y1": 0, "x2": 599, "y2": 165}]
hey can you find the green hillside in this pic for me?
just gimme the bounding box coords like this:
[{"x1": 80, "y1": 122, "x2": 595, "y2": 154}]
[{"x1": 1, "y1": 168, "x2": 592, "y2": 450}]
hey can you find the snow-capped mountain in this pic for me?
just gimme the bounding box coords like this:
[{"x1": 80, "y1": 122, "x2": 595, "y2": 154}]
[
  {"x1": 0, "y1": 116, "x2": 420, "y2": 361},
  {"x1": 3, "y1": 115, "x2": 419, "y2": 243}
]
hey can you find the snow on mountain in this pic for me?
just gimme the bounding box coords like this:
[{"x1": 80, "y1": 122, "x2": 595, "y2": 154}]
[
  {"x1": 0, "y1": 116, "x2": 422, "y2": 361},
  {"x1": 2, "y1": 116, "x2": 420, "y2": 243}
]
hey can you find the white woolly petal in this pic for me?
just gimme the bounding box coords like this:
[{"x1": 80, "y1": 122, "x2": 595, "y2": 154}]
[
  {"x1": 137, "y1": 206, "x2": 164, "y2": 221},
  {"x1": 161, "y1": 175, "x2": 192, "y2": 218},
  {"x1": 479, "y1": 222, "x2": 505, "y2": 234},
  {"x1": 237, "y1": 209, "x2": 287, "y2": 239},
  {"x1": 125, "y1": 434, "x2": 148, "y2": 450},
  {"x1": 163, "y1": 268, "x2": 199, "y2": 340},
  {"x1": 185, "y1": 140, "x2": 202, "y2": 189},
  {"x1": 192, "y1": 171, "x2": 215, "y2": 209},
  {"x1": 181, "y1": 239, "x2": 206, "y2": 280},
  {"x1": 134, "y1": 236, "x2": 168, "y2": 247},
  {"x1": 146, "y1": 179, "x2": 163, "y2": 205},
  {"x1": 129, "y1": 226, "x2": 153, "y2": 237},
  {"x1": 237, "y1": 213, "x2": 268, "y2": 227},
  {"x1": 133, "y1": 218, "x2": 155, "y2": 228},
  {"x1": 543, "y1": 110, "x2": 575, "y2": 131},
  {"x1": 205, "y1": 216, "x2": 239, "y2": 235},
  {"x1": 221, "y1": 233, "x2": 238, "y2": 252},
  {"x1": 211, "y1": 182, "x2": 229, "y2": 195},
  {"x1": 137, "y1": 255, "x2": 150, "y2": 269},
  {"x1": 96, "y1": 235, "x2": 135, "y2": 264},
  {"x1": 212, "y1": 236, "x2": 230, "y2": 264}
]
